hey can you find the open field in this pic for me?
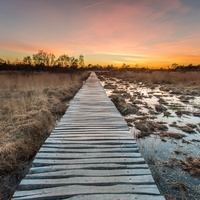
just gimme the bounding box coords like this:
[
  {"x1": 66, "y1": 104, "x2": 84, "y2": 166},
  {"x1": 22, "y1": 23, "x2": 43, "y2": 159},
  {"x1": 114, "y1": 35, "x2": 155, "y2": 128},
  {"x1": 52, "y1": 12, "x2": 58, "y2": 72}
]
[
  {"x1": 0, "y1": 71, "x2": 89, "y2": 199},
  {"x1": 98, "y1": 70, "x2": 200, "y2": 199}
]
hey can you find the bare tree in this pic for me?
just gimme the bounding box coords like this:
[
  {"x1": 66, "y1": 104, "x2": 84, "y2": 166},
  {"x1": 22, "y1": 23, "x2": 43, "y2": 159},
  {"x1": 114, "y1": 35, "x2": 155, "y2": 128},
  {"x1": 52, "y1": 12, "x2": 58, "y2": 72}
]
[
  {"x1": 70, "y1": 57, "x2": 78, "y2": 69},
  {"x1": 0, "y1": 58, "x2": 6, "y2": 65},
  {"x1": 23, "y1": 56, "x2": 32, "y2": 65},
  {"x1": 78, "y1": 55, "x2": 85, "y2": 68},
  {"x1": 57, "y1": 54, "x2": 70, "y2": 67},
  {"x1": 48, "y1": 53, "x2": 56, "y2": 66},
  {"x1": 171, "y1": 63, "x2": 179, "y2": 69},
  {"x1": 32, "y1": 50, "x2": 55, "y2": 66}
]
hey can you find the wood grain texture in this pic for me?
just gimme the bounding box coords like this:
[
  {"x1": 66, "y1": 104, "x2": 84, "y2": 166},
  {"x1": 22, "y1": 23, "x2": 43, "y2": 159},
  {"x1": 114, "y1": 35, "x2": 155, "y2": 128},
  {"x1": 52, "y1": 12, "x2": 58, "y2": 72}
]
[{"x1": 12, "y1": 72, "x2": 164, "y2": 200}]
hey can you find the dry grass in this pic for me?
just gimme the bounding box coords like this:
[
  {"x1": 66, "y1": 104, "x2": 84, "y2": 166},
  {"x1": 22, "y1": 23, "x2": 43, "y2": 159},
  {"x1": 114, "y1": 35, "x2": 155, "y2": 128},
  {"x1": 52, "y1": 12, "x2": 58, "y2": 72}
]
[
  {"x1": 0, "y1": 71, "x2": 89, "y2": 198},
  {"x1": 179, "y1": 157, "x2": 200, "y2": 177},
  {"x1": 164, "y1": 157, "x2": 200, "y2": 178},
  {"x1": 105, "y1": 71, "x2": 200, "y2": 85},
  {"x1": 136, "y1": 131, "x2": 151, "y2": 138},
  {"x1": 160, "y1": 132, "x2": 186, "y2": 139}
]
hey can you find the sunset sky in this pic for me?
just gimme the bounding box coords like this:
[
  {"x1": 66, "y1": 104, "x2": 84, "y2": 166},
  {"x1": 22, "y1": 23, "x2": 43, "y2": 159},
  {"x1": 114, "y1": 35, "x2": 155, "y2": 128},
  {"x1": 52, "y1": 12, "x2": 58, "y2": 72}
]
[{"x1": 0, "y1": 0, "x2": 200, "y2": 68}]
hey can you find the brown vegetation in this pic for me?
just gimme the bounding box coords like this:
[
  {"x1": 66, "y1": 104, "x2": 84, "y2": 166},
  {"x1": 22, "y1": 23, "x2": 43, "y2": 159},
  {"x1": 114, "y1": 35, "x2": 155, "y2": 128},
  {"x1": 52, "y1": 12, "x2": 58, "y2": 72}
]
[
  {"x1": 105, "y1": 71, "x2": 200, "y2": 85},
  {"x1": 160, "y1": 132, "x2": 186, "y2": 139},
  {"x1": 109, "y1": 94, "x2": 139, "y2": 116},
  {"x1": 0, "y1": 71, "x2": 89, "y2": 198},
  {"x1": 136, "y1": 131, "x2": 151, "y2": 138},
  {"x1": 164, "y1": 157, "x2": 200, "y2": 178}
]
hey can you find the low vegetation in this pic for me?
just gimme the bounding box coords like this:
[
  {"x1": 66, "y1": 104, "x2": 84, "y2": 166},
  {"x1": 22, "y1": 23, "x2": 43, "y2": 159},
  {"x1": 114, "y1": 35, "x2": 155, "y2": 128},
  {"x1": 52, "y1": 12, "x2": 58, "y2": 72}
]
[
  {"x1": 0, "y1": 71, "x2": 89, "y2": 199},
  {"x1": 164, "y1": 157, "x2": 200, "y2": 178},
  {"x1": 160, "y1": 132, "x2": 186, "y2": 139},
  {"x1": 98, "y1": 70, "x2": 200, "y2": 85}
]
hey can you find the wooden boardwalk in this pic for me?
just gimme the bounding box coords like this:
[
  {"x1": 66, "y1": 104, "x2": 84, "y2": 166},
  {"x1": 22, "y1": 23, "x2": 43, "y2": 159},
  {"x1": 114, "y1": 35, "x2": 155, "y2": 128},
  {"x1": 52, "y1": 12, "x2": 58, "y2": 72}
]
[{"x1": 13, "y1": 72, "x2": 164, "y2": 200}]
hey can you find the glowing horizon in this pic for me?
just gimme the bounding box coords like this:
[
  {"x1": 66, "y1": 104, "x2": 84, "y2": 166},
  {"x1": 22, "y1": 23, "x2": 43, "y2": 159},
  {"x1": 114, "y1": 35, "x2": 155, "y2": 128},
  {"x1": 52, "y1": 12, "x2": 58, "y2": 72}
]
[{"x1": 0, "y1": 0, "x2": 200, "y2": 68}]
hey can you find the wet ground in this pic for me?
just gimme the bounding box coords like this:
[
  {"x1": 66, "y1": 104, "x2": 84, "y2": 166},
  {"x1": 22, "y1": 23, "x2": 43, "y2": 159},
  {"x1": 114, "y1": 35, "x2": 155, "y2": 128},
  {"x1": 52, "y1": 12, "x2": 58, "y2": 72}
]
[{"x1": 99, "y1": 75, "x2": 200, "y2": 200}]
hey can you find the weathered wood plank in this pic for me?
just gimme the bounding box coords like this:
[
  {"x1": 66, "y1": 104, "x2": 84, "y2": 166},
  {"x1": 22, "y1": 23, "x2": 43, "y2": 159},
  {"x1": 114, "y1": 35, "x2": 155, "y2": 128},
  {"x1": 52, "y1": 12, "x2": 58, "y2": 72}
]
[
  {"x1": 35, "y1": 152, "x2": 142, "y2": 159},
  {"x1": 18, "y1": 175, "x2": 156, "y2": 188},
  {"x1": 49, "y1": 133, "x2": 133, "y2": 138},
  {"x1": 42, "y1": 143, "x2": 137, "y2": 149},
  {"x1": 51, "y1": 130, "x2": 133, "y2": 135},
  {"x1": 39, "y1": 147, "x2": 139, "y2": 153},
  {"x1": 68, "y1": 194, "x2": 164, "y2": 200},
  {"x1": 26, "y1": 168, "x2": 152, "y2": 179},
  {"x1": 33, "y1": 157, "x2": 146, "y2": 166},
  {"x1": 14, "y1": 185, "x2": 162, "y2": 199},
  {"x1": 44, "y1": 139, "x2": 136, "y2": 144},
  {"x1": 29, "y1": 163, "x2": 150, "y2": 174},
  {"x1": 48, "y1": 136, "x2": 133, "y2": 141}
]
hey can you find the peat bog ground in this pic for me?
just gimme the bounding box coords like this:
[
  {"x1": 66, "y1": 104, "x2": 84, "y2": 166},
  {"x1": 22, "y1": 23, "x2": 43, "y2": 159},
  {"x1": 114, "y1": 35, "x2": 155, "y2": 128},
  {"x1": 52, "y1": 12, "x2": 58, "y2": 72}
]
[{"x1": 98, "y1": 70, "x2": 200, "y2": 200}]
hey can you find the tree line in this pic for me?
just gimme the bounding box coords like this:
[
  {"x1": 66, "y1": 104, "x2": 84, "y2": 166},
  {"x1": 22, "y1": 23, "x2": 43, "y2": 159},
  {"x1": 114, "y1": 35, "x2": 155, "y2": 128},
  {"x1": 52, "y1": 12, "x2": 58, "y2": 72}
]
[
  {"x1": 0, "y1": 50, "x2": 84, "y2": 67},
  {"x1": 171, "y1": 63, "x2": 200, "y2": 71},
  {"x1": 1, "y1": 51, "x2": 200, "y2": 72}
]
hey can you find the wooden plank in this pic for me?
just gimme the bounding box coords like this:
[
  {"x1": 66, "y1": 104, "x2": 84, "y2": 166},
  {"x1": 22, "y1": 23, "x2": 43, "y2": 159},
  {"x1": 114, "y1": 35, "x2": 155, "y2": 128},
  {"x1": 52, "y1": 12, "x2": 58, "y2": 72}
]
[
  {"x1": 35, "y1": 152, "x2": 142, "y2": 159},
  {"x1": 13, "y1": 185, "x2": 162, "y2": 199},
  {"x1": 29, "y1": 163, "x2": 150, "y2": 174},
  {"x1": 44, "y1": 139, "x2": 136, "y2": 144},
  {"x1": 51, "y1": 130, "x2": 132, "y2": 134},
  {"x1": 33, "y1": 157, "x2": 145, "y2": 166},
  {"x1": 49, "y1": 133, "x2": 133, "y2": 137},
  {"x1": 26, "y1": 168, "x2": 152, "y2": 179},
  {"x1": 48, "y1": 136, "x2": 133, "y2": 140},
  {"x1": 42, "y1": 143, "x2": 137, "y2": 149},
  {"x1": 18, "y1": 175, "x2": 156, "y2": 188},
  {"x1": 67, "y1": 194, "x2": 165, "y2": 200},
  {"x1": 39, "y1": 147, "x2": 139, "y2": 153}
]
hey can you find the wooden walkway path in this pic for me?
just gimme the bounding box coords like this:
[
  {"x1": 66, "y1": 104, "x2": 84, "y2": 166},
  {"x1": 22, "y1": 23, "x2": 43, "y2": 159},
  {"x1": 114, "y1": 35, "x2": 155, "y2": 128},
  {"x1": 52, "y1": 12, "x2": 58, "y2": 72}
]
[{"x1": 13, "y1": 72, "x2": 164, "y2": 200}]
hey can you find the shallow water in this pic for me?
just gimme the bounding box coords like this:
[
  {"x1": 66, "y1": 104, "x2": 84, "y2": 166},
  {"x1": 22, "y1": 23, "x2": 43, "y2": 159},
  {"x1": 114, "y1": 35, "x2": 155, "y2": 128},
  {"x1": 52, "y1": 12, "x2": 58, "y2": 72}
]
[{"x1": 101, "y1": 76, "x2": 200, "y2": 199}]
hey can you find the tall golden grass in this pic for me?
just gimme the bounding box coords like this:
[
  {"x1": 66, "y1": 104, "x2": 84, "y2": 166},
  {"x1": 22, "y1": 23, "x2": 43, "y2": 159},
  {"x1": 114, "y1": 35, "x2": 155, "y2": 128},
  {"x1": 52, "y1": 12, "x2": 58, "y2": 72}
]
[{"x1": 0, "y1": 72, "x2": 89, "y2": 198}]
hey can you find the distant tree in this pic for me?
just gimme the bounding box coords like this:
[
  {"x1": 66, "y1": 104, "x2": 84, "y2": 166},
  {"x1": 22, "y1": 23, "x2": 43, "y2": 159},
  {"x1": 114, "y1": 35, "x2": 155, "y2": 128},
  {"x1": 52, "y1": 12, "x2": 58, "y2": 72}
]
[
  {"x1": 78, "y1": 55, "x2": 85, "y2": 68},
  {"x1": 122, "y1": 63, "x2": 126, "y2": 68},
  {"x1": 32, "y1": 50, "x2": 55, "y2": 66},
  {"x1": 56, "y1": 54, "x2": 70, "y2": 67},
  {"x1": 7, "y1": 60, "x2": 11, "y2": 64},
  {"x1": 0, "y1": 58, "x2": 6, "y2": 65},
  {"x1": 171, "y1": 63, "x2": 179, "y2": 69},
  {"x1": 70, "y1": 57, "x2": 78, "y2": 69},
  {"x1": 106, "y1": 64, "x2": 114, "y2": 70},
  {"x1": 33, "y1": 50, "x2": 45, "y2": 65},
  {"x1": 13, "y1": 59, "x2": 22, "y2": 65},
  {"x1": 48, "y1": 53, "x2": 56, "y2": 66},
  {"x1": 23, "y1": 56, "x2": 32, "y2": 65},
  {"x1": 121, "y1": 63, "x2": 130, "y2": 68},
  {"x1": 87, "y1": 64, "x2": 93, "y2": 69}
]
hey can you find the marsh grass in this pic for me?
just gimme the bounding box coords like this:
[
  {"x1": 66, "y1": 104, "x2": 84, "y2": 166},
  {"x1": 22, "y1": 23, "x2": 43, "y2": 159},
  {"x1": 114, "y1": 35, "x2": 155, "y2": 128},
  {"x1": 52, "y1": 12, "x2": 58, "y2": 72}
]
[
  {"x1": 104, "y1": 71, "x2": 200, "y2": 85},
  {"x1": 176, "y1": 157, "x2": 200, "y2": 178},
  {"x1": 160, "y1": 132, "x2": 186, "y2": 139},
  {"x1": 0, "y1": 71, "x2": 88, "y2": 198}
]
